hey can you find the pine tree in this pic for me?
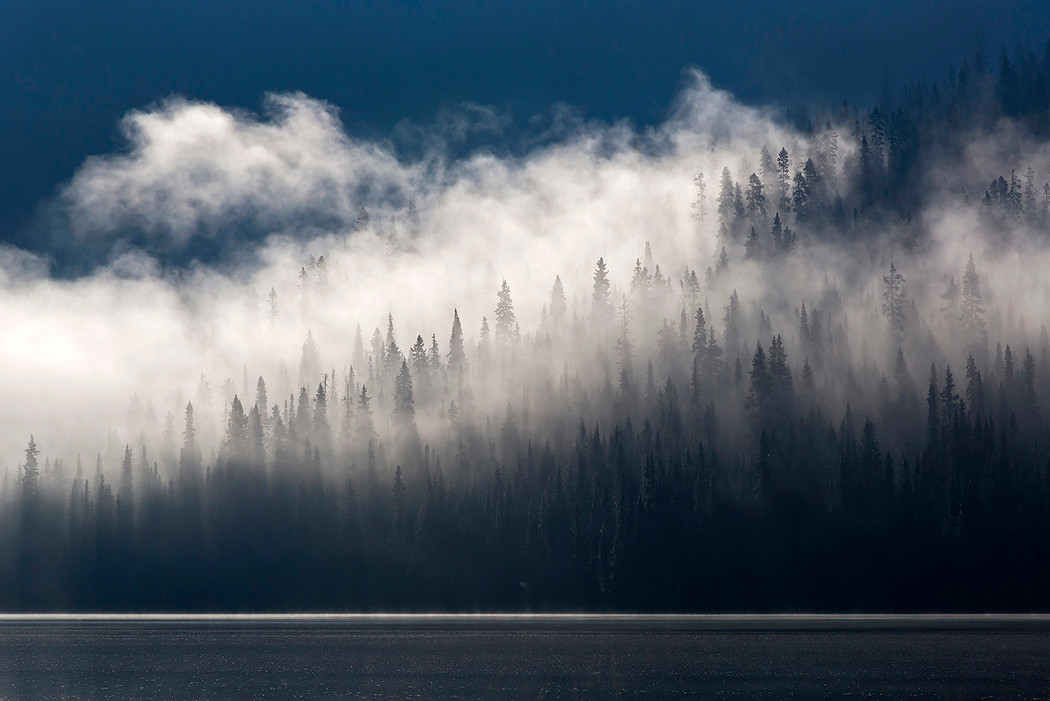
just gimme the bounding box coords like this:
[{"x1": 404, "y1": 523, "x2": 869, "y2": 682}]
[
  {"x1": 118, "y1": 444, "x2": 134, "y2": 530},
  {"x1": 255, "y1": 377, "x2": 269, "y2": 418},
  {"x1": 745, "y1": 172, "x2": 767, "y2": 223},
  {"x1": 179, "y1": 402, "x2": 202, "y2": 484},
  {"x1": 692, "y1": 307, "x2": 708, "y2": 356},
  {"x1": 355, "y1": 385, "x2": 376, "y2": 447},
  {"x1": 394, "y1": 360, "x2": 419, "y2": 451},
  {"x1": 448, "y1": 309, "x2": 466, "y2": 377},
  {"x1": 1024, "y1": 166, "x2": 1037, "y2": 223},
  {"x1": 248, "y1": 405, "x2": 265, "y2": 464},
  {"x1": 770, "y1": 212, "x2": 784, "y2": 253},
  {"x1": 926, "y1": 364, "x2": 939, "y2": 448},
  {"x1": 1020, "y1": 349, "x2": 1039, "y2": 426},
  {"x1": 965, "y1": 355, "x2": 985, "y2": 417},
  {"x1": 801, "y1": 357, "x2": 815, "y2": 398},
  {"x1": 494, "y1": 279, "x2": 517, "y2": 348},
  {"x1": 859, "y1": 134, "x2": 873, "y2": 206},
  {"x1": 776, "y1": 147, "x2": 791, "y2": 213},
  {"x1": 869, "y1": 107, "x2": 885, "y2": 172},
  {"x1": 1004, "y1": 344, "x2": 1016, "y2": 392},
  {"x1": 592, "y1": 258, "x2": 613, "y2": 323},
  {"x1": 723, "y1": 290, "x2": 741, "y2": 357},
  {"x1": 716, "y1": 167, "x2": 736, "y2": 237},
  {"x1": 549, "y1": 276, "x2": 567, "y2": 330},
  {"x1": 226, "y1": 395, "x2": 248, "y2": 455},
  {"x1": 391, "y1": 464, "x2": 407, "y2": 550},
  {"x1": 1007, "y1": 170, "x2": 1023, "y2": 221},
  {"x1": 691, "y1": 171, "x2": 707, "y2": 224},
  {"x1": 960, "y1": 253, "x2": 988, "y2": 356},
  {"x1": 791, "y1": 170, "x2": 810, "y2": 222},
  {"x1": 819, "y1": 120, "x2": 839, "y2": 180},
  {"x1": 760, "y1": 145, "x2": 776, "y2": 188},
  {"x1": 410, "y1": 334, "x2": 429, "y2": 382},
  {"x1": 941, "y1": 365, "x2": 958, "y2": 430},
  {"x1": 744, "y1": 226, "x2": 762, "y2": 260},
  {"x1": 384, "y1": 314, "x2": 403, "y2": 377},
  {"x1": 616, "y1": 296, "x2": 635, "y2": 398},
  {"x1": 429, "y1": 334, "x2": 442, "y2": 373},
  {"x1": 313, "y1": 384, "x2": 331, "y2": 456},
  {"x1": 882, "y1": 261, "x2": 907, "y2": 347},
  {"x1": 716, "y1": 246, "x2": 729, "y2": 274},
  {"x1": 746, "y1": 343, "x2": 773, "y2": 438},
  {"x1": 768, "y1": 334, "x2": 793, "y2": 410},
  {"x1": 21, "y1": 435, "x2": 39, "y2": 500},
  {"x1": 798, "y1": 303, "x2": 810, "y2": 354}
]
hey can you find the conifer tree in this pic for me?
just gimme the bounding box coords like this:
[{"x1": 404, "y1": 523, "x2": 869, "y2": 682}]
[
  {"x1": 313, "y1": 384, "x2": 331, "y2": 457},
  {"x1": 354, "y1": 385, "x2": 376, "y2": 448},
  {"x1": 549, "y1": 275, "x2": 567, "y2": 330},
  {"x1": 745, "y1": 172, "x2": 767, "y2": 224},
  {"x1": 819, "y1": 120, "x2": 839, "y2": 180},
  {"x1": 179, "y1": 402, "x2": 202, "y2": 484},
  {"x1": 960, "y1": 253, "x2": 988, "y2": 356},
  {"x1": 21, "y1": 435, "x2": 40, "y2": 501},
  {"x1": 746, "y1": 343, "x2": 773, "y2": 439},
  {"x1": 744, "y1": 226, "x2": 762, "y2": 260},
  {"x1": 791, "y1": 170, "x2": 810, "y2": 222},
  {"x1": 691, "y1": 171, "x2": 707, "y2": 224},
  {"x1": 592, "y1": 258, "x2": 613, "y2": 323},
  {"x1": 965, "y1": 355, "x2": 985, "y2": 418},
  {"x1": 776, "y1": 147, "x2": 791, "y2": 213},
  {"x1": 448, "y1": 310, "x2": 466, "y2": 377},
  {"x1": 717, "y1": 167, "x2": 736, "y2": 237},
  {"x1": 226, "y1": 395, "x2": 248, "y2": 456},
  {"x1": 882, "y1": 261, "x2": 907, "y2": 347},
  {"x1": 494, "y1": 279, "x2": 518, "y2": 348}
]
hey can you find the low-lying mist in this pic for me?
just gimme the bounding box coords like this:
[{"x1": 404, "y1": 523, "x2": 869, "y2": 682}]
[{"x1": 2, "y1": 68, "x2": 1048, "y2": 480}]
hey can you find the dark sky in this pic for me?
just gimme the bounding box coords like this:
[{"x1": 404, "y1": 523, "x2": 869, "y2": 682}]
[{"x1": 1, "y1": 0, "x2": 1047, "y2": 252}]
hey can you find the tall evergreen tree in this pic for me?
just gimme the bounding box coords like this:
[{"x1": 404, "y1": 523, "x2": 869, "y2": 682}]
[
  {"x1": 21, "y1": 435, "x2": 40, "y2": 501},
  {"x1": 882, "y1": 261, "x2": 907, "y2": 347},
  {"x1": 717, "y1": 167, "x2": 737, "y2": 239},
  {"x1": 745, "y1": 172, "x2": 767, "y2": 224},
  {"x1": 776, "y1": 147, "x2": 791, "y2": 213},
  {"x1": 494, "y1": 279, "x2": 518, "y2": 348},
  {"x1": 592, "y1": 258, "x2": 613, "y2": 323},
  {"x1": 960, "y1": 253, "x2": 988, "y2": 357},
  {"x1": 691, "y1": 171, "x2": 708, "y2": 224},
  {"x1": 549, "y1": 275, "x2": 567, "y2": 330},
  {"x1": 448, "y1": 310, "x2": 467, "y2": 377}
]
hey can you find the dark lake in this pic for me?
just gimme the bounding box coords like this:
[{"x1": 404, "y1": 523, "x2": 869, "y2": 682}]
[{"x1": 1, "y1": 614, "x2": 1048, "y2": 699}]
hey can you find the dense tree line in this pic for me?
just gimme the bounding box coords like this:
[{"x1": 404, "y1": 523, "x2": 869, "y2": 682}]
[{"x1": 3, "y1": 40, "x2": 1050, "y2": 611}]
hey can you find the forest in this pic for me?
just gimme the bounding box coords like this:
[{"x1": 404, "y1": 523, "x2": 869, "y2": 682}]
[{"x1": 3, "y1": 40, "x2": 1050, "y2": 611}]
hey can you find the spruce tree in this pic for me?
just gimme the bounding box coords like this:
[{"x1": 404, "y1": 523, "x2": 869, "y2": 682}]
[
  {"x1": 960, "y1": 253, "x2": 988, "y2": 356},
  {"x1": 448, "y1": 310, "x2": 466, "y2": 377},
  {"x1": 592, "y1": 258, "x2": 613, "y2": 323},
  {"x1": 882, "y1": 261, "x2": 907, "y2": 347}
]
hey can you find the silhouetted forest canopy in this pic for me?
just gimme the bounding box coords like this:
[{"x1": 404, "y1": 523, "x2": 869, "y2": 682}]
[{"x1": 5, "y1": 40, "x2": 1050, "y2": 611}]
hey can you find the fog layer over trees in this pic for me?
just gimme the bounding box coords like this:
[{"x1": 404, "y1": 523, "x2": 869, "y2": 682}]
[{"x1": 4, "y1": 43, "x2": 1050, "y2": 610}]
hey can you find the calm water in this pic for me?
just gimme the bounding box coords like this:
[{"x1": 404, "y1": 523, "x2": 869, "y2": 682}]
[{"x1": 1, "y1": 614, "x2": 1048, "y2": 699}]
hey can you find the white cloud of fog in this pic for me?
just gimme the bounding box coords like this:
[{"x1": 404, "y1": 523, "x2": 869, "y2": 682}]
[
  {"x1": 3, "y1": 69, "x2": 1049, "y2": 471},
  {"x1": 62, "y1": 93, "x2": 414, "y2": 241}
]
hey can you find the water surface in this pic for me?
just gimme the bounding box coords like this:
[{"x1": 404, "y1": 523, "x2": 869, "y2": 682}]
[{"x1": 1, "y1": 614, "x2": 1048, "y2": 699}]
